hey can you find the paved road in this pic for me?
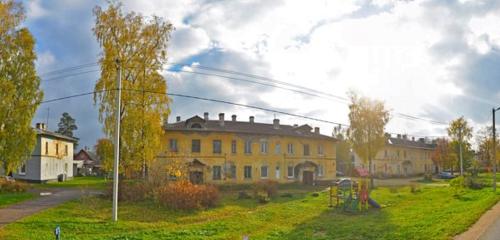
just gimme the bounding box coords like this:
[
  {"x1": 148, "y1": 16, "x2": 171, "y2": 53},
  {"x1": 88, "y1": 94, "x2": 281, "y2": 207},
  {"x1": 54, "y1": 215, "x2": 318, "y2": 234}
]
[
  {"x1": 0, "y1": 188, "x2": 91, "y2": 228},
  {"x1": 455, "y1": 201, "x2": 500, "y2": 240},
  {"x1": 479, "y1": 210, "x2": 500, "y2": 240}
]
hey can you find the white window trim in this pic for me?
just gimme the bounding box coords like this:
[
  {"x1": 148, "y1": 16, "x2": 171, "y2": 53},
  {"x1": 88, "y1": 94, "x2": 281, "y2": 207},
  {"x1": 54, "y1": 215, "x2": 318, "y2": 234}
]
[
  {"x1": 18, "y1": 163, "x2": 26, "y2": 175},
  {"x1": 287, "y1": 166, "x2": 294, "y2": 178},
  {"x1": 260, "y1": 165, "x2": 268, "y2": 179}
]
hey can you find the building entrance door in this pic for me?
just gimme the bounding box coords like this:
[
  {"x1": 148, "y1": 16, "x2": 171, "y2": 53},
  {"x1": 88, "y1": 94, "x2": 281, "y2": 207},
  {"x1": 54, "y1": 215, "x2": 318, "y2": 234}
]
[
  {"x1": 189, "y1": 171, "x2": 203, "y2": 184},
  {"x1": 302, "y1": 171, "x2": 314, "y2": 185}
]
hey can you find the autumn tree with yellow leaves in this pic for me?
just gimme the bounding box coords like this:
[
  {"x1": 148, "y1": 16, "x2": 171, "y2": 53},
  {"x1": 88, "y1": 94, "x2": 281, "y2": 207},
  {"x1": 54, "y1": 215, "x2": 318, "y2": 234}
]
[
  {"x1": 0, "y1": 0, "x2": 43, "y2": 174},
  {"x1": 92, "y1": 3, "x2": 173, "y2": 177},
  {"x1": 348, "y1": 92, "x2": 390, "y2": 188}
]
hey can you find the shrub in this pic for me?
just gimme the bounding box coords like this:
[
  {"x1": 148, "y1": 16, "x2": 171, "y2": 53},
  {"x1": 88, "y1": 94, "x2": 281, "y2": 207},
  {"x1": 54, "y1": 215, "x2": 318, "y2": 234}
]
[
  {"x1": 280, "y1": 193, "x2": 293, "y2": 198},
  {"x1": 410, "y1": 183, "x2": 420, "y2": 193},
  {"x1": 253, "y1": 180, "x2": 278, "y2": 199},
  {"x1": 104, "y1": 180, "x2": 151, "y2": 202},
  {"x1": 256, "y1": 194, "x2": 270, "y2": 204},
  {"x1": 450, "y1": 176, "x2": 465, "y2": 196},
  {"x1": 0, "y1": 179, "x2": 28, "y2": 193},
  {"x1": 311, "y1": 192, "x2": 320, "y2": 197},
  {"x1": 156, "y1": 181, "x2": 219, "y2": 210},
  {"x1": 423, "y1": 172, "x2": 433, "y2": 182},
  {"x1": 238, "y1": 191, "x2": 252, "y2": 199}
]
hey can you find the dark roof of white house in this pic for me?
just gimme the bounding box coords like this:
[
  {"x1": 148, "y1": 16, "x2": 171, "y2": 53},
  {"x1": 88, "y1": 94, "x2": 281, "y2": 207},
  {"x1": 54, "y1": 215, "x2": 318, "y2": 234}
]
[
  {"x1": 165, "y1": 114, "x2": 336, "y2": 141},
  {"x1": 35, "y1": 128, "x2": 79, "y2": 143}
]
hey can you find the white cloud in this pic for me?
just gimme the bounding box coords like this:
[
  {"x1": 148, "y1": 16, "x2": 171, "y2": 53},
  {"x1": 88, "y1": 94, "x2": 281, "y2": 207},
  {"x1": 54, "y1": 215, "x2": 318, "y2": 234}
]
[
  {"x1": 169, "y1": 26, "x2": 211, "y2": 61},
  {"x1": 36, "y1": 51, "x2": 56, "y2": 71},
  {"x1": 26, "y1": 0, "x2": 48, "y2": 19}
]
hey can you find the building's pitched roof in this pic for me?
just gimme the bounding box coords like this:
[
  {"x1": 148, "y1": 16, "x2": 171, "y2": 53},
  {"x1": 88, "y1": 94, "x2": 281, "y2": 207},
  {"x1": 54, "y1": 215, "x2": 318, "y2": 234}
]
[
  {"x1": 165, "y1": 115, "x2": 336, "y2": 141},
  {"x1": 35, "y1": 128, "x2": 78, "y2": 143},
  {"x1": 386, "y1": 137, "x2": 435, "y2": 150},
  {"x1": 74, "y1": 149, "x2": 100, "y2": 165}
]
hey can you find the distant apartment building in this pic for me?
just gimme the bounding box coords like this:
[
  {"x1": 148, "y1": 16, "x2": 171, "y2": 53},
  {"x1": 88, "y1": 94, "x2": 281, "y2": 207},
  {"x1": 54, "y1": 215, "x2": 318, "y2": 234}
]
[
  {"x1": 13, "y1": 123, "x2": 77, "y2": 182},
  {"x1": 353, "y1": 134, "x2": 436, "y2": 177},
  {"x1": 161, "y1": 113, "x2": 337, "y2": 184}
]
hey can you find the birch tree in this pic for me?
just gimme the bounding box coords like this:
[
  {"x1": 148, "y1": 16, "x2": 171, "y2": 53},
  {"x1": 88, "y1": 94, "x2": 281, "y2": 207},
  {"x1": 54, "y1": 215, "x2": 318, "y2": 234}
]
[
  {"x1": 92, "y1": 3, "x2": 173, "y2": 177},
  {"x1": 0, "y1": 0, "x2": 43, "y2": 174},
  {"x1": 348, "y1": 92, "x2": 390, "y2": 188}
]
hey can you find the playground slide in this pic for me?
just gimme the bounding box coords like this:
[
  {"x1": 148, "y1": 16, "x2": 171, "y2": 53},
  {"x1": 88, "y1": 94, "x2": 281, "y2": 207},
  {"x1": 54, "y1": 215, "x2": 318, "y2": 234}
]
[{"x1": 368, "y1": 198, "x2": 381, "y2": 209}]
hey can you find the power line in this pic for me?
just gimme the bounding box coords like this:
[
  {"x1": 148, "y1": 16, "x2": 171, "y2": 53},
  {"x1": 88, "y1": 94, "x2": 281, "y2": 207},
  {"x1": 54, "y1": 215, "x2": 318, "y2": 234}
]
[
  {"x1": 42, "y1": 69, "x2": 100, "y2": 82},
  {"x1": 37, "y1": 61, "x2": 449, "y2": 126},
  {"x1": 37, "y1": 88, "x2": 446, "y2": 138},
  {"x1": 39, "y1": 62, "x2": 98, "y2": 76},
  {"x1": 167, "y1": 64, "x2": 448, "y2": 125}
]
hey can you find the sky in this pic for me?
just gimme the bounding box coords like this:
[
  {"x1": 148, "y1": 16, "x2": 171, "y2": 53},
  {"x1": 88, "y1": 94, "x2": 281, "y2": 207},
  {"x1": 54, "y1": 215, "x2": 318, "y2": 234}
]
[{"x1": 24, "y1": 0, "x2": 500, "y2": 149}]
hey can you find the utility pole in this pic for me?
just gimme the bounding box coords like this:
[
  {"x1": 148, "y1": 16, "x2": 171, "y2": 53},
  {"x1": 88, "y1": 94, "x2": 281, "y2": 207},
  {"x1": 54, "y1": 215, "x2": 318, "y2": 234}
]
[
  {"x1": 459, "y1": 127, "x2": 463, "y2": 176},
  {"x1": 112, "y1": 59, "x2": 122, "y2": 222},
  {"x1": 493, "y1": 107, "x2": 498, "y2": 192}
]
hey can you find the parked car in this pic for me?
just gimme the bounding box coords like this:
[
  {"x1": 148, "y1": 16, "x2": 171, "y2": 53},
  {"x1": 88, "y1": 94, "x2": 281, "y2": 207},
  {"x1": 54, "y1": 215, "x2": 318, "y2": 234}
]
[{"x1": 438, "y1": 171, "x2": 455, "y2": 179}]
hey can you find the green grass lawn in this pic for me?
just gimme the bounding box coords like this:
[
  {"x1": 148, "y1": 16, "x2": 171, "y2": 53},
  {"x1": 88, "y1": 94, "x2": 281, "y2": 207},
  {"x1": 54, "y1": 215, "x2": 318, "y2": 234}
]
[
  {"x1": 0, "y1": 192, "x2": 35, "y2": 208},
  {"x1": 36, "y1": 176, "x2": 108, "y2": 190},
  {"x1": 0, "y1": 184, "x2": 498, "y2": 240}
]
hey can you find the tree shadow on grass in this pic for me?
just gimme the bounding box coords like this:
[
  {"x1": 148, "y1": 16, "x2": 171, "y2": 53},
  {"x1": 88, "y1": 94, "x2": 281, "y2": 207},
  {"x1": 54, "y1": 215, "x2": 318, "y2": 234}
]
[{"x1": 281, "y1": 208, "x2": 398, "y2": 240}]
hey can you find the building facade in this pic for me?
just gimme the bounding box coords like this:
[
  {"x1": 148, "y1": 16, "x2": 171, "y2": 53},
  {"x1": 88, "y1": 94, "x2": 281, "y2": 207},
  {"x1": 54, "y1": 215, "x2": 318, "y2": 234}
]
[
  {"x1": 353, "y1": 135, "x2": 436, "y2": 177},
  {"x1": 161, "y1": 113, "x2": 337, "y2": 184},
  {"x1": 13, "y1": 123, "x2": 77, "y2": 182}
]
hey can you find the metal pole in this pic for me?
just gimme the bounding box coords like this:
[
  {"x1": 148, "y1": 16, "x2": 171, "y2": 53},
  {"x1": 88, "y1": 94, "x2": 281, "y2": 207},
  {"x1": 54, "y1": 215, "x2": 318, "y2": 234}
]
[
  {"x1": 112, "y1": 60, "x2": 122, "y2": 221},
  {"x1": 493, "y1": 108, "x2": 497, "y2": 192},
  {"x1": 459, "y1": 128, "x2": 463, "y2": 176}
]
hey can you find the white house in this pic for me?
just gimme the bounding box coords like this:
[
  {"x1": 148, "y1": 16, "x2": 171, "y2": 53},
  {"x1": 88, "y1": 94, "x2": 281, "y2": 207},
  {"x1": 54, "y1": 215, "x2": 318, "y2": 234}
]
[{"x1": 13, "y1": 123, "x2": 78, "y2": 182}]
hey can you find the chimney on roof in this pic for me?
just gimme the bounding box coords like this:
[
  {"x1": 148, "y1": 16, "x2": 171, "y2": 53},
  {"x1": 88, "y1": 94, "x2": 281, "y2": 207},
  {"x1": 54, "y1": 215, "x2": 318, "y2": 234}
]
[
  {"x1": 176, "y1": 116, "x2": 181, "y2": 122},
  {"x1": 412, "y1": 136, "x2": 415, "y2": 141},
  {"x1": 397, "y1": 134, "x2": 401, "y2": 139},
  {"x1": 36, "y1": 123, "x2": 47, "y2": 130},
  {"x1": 249, "y1": 116, "x2": 254, "y2": 123},
  {"x1": 218, "y1": 113, "x2": 225, "y2": 126},
  {"x1": 204, "y1": 112, "x2": 209, "y2": 121},
  {"x1": 273, "y1": 118, "x2": 280, "y2": 129},
  {"x1": 314, "y1": 127, "x2": 320, "y2": 134},
  {"x1": 403, "y1": 134, "x2": 407, "y2": 140},
  {"x1": 231, "y1": 114, "x2": 237, "y2": 122}
]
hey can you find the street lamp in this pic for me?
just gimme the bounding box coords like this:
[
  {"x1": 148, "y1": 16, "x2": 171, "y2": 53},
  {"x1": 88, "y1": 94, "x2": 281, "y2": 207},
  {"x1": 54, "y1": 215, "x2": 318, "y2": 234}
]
[{"x1": 492, "y1": 107, "x2": 500, "y2": 192}]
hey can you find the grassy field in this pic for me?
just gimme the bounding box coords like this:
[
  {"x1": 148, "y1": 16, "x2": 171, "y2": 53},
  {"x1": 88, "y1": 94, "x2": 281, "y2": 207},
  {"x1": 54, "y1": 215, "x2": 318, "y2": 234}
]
[
  {"x1": 0, "y1": 184, "x2": 498, "y2": 240},
  {"x1": 35, "y1": 176, "x2": 108, "y2": 190},
  {"x1": 0, "y1": 192, "x2": 35, "y2": 208}
]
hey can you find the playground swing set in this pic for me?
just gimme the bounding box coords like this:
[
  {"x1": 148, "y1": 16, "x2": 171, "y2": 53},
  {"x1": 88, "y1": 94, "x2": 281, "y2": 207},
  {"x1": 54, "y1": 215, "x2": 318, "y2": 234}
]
[{"x1": 329, "y1": 178, "x2": 380, "y2": 212}]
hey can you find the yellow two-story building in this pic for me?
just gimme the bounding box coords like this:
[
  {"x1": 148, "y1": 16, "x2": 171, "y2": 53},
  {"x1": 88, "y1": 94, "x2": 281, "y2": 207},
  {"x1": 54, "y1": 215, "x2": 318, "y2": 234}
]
[
  {"x1": 353, "y1": 134, "x2": 436, "y2": 177},
  {"x1": 160, "y1": 113, "x2": 337, "y2": 184}
]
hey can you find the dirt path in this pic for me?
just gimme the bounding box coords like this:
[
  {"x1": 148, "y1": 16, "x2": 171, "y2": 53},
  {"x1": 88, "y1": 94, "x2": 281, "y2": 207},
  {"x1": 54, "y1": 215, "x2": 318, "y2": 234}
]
[
  {"x1": 0, "y1": 188, "x2": 92, "y2": 228},
  {"x1": 454, "y1": 200, "x2": 500, "y2": 240}
]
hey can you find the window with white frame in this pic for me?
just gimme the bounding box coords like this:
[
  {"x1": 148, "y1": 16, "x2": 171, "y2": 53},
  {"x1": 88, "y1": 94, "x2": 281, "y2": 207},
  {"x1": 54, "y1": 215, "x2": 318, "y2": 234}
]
[
  {"x1": 287, "y1": 166, "x2": 294, "y2": 178},
  {"x1": 261, "y1": 165, "x2": 268, "y2": 178},
  {"x1": 244, "y1": 166, "x2": 252, "y2": 179},
  {"x1": 316, "y1": 165, "x2": 324, "y2": 177},
  {"x1": 287, "y1": 143, "x2": 294, "y2": 155},
  {"x1": 231, "y1": 140, "x2": 237, "y2": 154},
  {"x1": 275, "y1": 143, "x2": 281, "y2": 154},
  {"x1": 212, "y1": 166, "x2": 222, "y2": 180},
  {"x1": 169, "y1": 139, "x2": 178, "y2": 152},
  {"x1": 260, "y1": 140, "x2": 268, "y2": 154},
  {"x1": 244, "y1": 140, "x2": 252, "y2": 154},
  {"x1": 317, "y1": 144, "x2": 324, "y2": 155},
  {"x1": 19, "y1": 163, "x2": 26, "y2": 175},
  {"x1": 303, "y1": 144, "x2": 310, "y2": 156}
]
